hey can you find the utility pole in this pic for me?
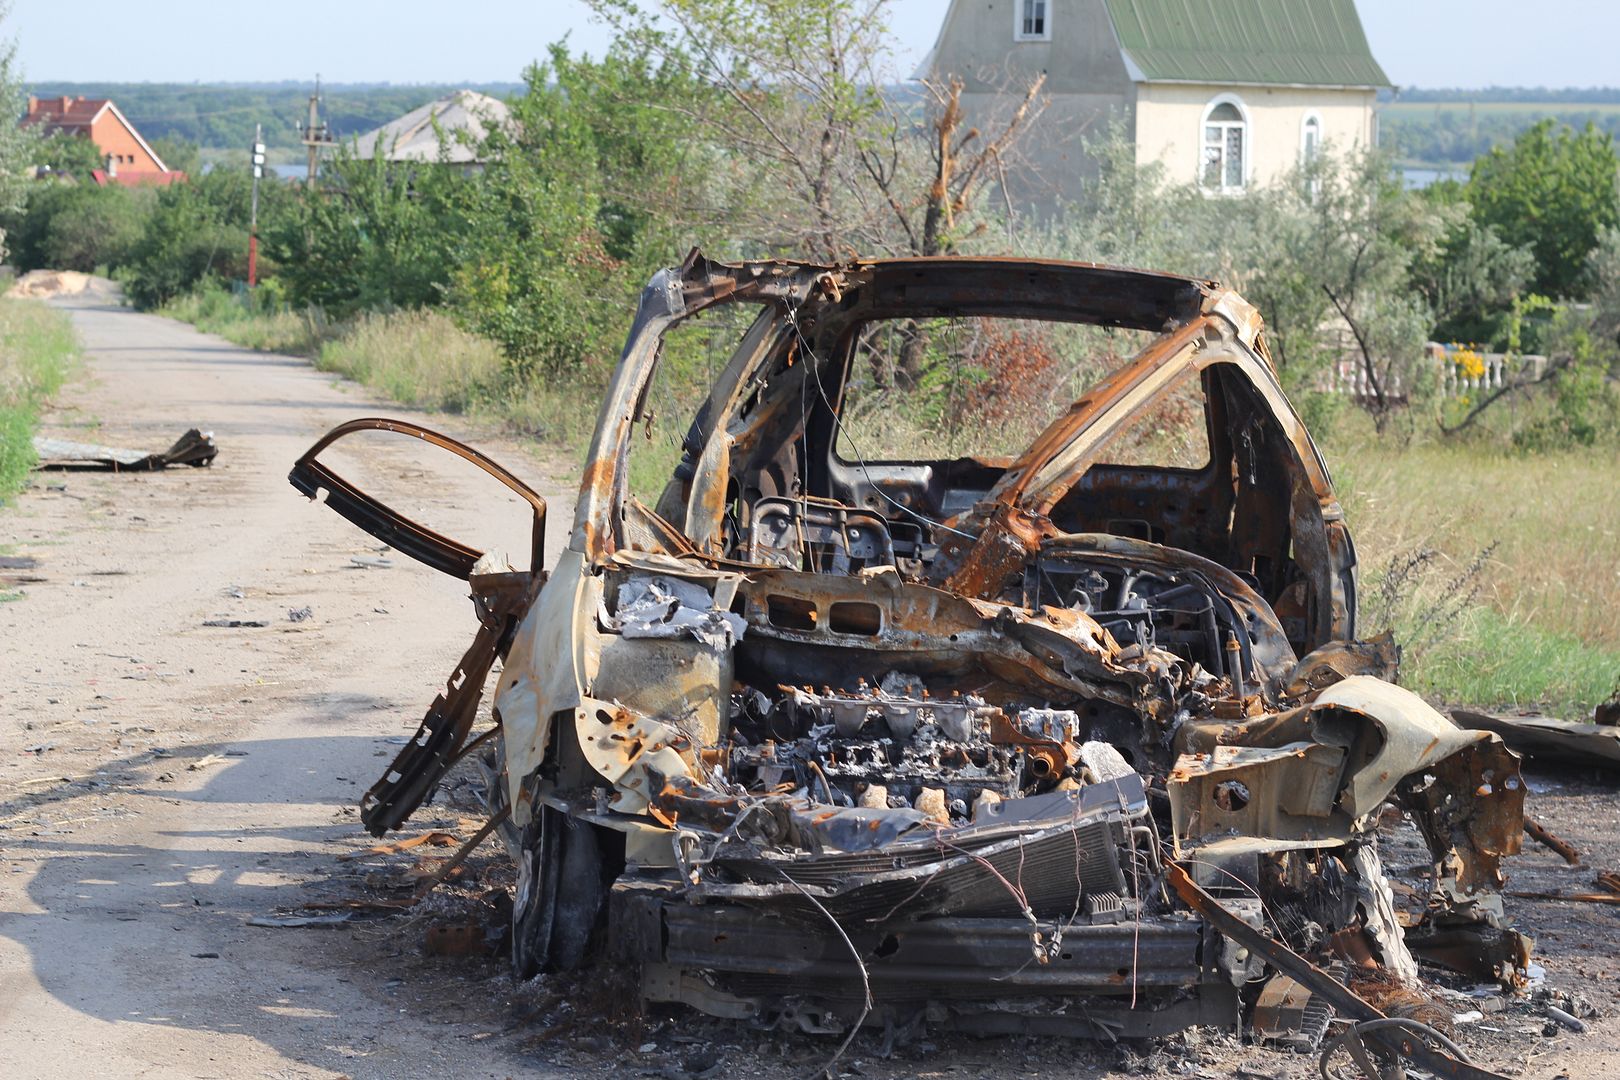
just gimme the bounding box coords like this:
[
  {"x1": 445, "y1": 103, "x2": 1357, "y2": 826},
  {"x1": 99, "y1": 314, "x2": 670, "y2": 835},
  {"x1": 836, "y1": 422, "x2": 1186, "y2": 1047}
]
[
  {"x1": 249, "y1": 124, "x2": 264, "y2": 288},
  {"x1": 296, "y1": 75, "x2": 334, "y2": 183}
]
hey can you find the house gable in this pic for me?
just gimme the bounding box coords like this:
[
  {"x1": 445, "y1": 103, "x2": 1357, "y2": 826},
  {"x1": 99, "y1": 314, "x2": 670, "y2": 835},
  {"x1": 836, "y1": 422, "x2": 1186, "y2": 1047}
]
[{"x1": 26, "y1": 95, "x2": 169, "y2": 173}]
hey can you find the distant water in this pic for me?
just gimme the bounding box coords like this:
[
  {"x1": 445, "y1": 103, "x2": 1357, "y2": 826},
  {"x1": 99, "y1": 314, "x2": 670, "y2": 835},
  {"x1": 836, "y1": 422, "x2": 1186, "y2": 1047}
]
[{"x1": 1402, "y1": 166, "x2": 1465, "y2": 189}]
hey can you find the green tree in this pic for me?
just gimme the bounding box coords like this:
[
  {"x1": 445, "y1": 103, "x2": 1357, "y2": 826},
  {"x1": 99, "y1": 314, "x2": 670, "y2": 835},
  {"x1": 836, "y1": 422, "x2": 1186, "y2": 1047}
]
[
  {"x1": 1467, "y1": 119, "x2": 1620, "y2": 299},
  {"x1": 120, "y1": 170, "x2": 295, "y2": 308},
  {"x1": 267, "y1": 147, "x2": 459, "y2": 314},
  {"x1": 1408, "y1": 215, "x2": 1536, "y2": 348},
  {"x1": 9, "y1": 182, "x2": 153, "y2": 272},
  {"x1": 442, "y1": 41, "x2": 712, "y2": 376},
  {"x1": 148, "y1": 135, "x2": 200, "y2": 176},
  {"x1": 34, "y1": 132, "x2": 104, "y2": 177},
  {"x1": 0, "y1": 4, "x2": 39, "y2": 260}
]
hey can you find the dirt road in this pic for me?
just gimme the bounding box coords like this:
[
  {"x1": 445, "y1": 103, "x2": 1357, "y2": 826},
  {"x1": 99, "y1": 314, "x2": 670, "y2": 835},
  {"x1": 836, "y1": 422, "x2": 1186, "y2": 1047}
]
[
  {"x1": 0, "y1": 294, "x2": 576, "y2": 1079},
  {"x1": 4, "y1": 296, "x2": 1619, "y2": 1080}
]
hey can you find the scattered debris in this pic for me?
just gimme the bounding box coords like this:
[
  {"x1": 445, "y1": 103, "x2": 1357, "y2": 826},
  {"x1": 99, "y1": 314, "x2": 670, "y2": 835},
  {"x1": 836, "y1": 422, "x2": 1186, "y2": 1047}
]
[
  {"x1": 186, "y1": 754, "x2": 228, "y2": 772},
  {"x1": 201, "y1": 618, "x2": 269, "y2": 628},
  {"x1": 287, "y1": 605, "x2": 314, "y2": 623},
  {"x1": 246, "y1": 912, "x2": 352, "y2": 929},
  {"x1": 349, "y1": 556, "x2": 394, "y2": 570},
  {"x1": 1524, "y1": 816, "x2": 1582, "y2": 865},
  {"x1": 1452, "y1": 707, "x2": 1620, "y2": 768},
  {"x1": 337, "y1": 830, "x2": 460, "y2": 861},
  {"x1": 33, "y1": 428, "x2": 217, "y2": 471},
  {"x1": 8, "y1": 268, "x2": 117, "y2": 299},
  {"x1": 1508, "y1": 870, "x2": 1620, "y2": 905},
  {"x1": 1597, "y1": 680, "x2": 1620, "y2": 727},
  {"x1": 1546, "y1": 1006, "x2": 1587, "y2": 1033},
  {"x1": 0, "y1": 554, "x2": 45, "y2": 586}
]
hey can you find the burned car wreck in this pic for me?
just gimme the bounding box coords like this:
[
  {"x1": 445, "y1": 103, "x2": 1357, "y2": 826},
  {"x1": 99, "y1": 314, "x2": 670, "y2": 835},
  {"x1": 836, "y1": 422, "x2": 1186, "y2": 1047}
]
[{"x1": 292, "y1": 253, "x2": 1530, "y2": 1070}]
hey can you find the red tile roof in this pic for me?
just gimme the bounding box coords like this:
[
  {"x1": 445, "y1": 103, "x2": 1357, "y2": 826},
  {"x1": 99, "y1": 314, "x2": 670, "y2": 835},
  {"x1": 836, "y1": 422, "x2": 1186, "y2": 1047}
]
[
  {"x1": 90, "y1": 169, "x2": 187, "y2": 188},
  {"x1": 24, "y1": 96, "x2": 111, "y2": 130}
]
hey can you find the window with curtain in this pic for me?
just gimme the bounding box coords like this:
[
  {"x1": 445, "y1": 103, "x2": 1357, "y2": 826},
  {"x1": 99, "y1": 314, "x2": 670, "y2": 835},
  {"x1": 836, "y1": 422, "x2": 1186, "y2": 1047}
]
[{"x1": 1201, "y1": 101, "x2": 1247, "y2": 192}]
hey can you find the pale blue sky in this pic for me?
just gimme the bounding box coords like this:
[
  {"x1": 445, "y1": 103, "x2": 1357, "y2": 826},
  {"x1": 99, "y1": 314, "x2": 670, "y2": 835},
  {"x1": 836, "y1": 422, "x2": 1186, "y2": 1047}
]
[{"x1": 9, "y1": 0, "x2": 1619, "y2": 89}]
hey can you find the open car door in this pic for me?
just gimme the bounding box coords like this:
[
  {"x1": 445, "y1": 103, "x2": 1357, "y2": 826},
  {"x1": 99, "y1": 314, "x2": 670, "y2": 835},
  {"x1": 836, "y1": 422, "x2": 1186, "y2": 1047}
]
[{"x1": 289, "y1": 417, "x2": 548, "y2": 835}]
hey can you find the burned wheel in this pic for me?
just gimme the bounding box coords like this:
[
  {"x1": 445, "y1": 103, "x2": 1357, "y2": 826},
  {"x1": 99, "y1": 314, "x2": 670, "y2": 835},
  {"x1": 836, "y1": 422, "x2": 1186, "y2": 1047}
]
[{"x1": 512, "y1": 804, "x2": 609, "y2": 978}]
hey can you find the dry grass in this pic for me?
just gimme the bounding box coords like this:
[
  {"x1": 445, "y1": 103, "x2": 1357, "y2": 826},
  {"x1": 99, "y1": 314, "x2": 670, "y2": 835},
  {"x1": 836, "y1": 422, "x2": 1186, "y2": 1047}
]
[
  {"x1": 1330, "y1": 436, "x2": 1620, "y2": 717},
  {"x1": 313, "y1": 309, "x2": 506, "y2": 415}
]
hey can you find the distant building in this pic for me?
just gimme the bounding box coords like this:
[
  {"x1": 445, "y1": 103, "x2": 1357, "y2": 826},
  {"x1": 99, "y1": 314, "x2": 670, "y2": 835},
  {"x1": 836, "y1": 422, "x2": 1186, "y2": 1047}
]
[
  {"x1": 23, "y1": 95, "x2": 186, "y2": 186},
  {"x1": 351, "y1": 90, "x2": 511, "y2": 166},
  {"x1": 920, "y1": 0, "x2": 1391, "y2": 203}
]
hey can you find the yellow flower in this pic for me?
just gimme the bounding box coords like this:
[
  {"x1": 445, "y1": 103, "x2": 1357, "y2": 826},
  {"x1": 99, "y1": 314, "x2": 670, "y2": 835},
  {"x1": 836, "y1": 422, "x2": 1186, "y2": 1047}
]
[{"x1": 1452, "y1": 347, "x2": 1485, "y2": 380}]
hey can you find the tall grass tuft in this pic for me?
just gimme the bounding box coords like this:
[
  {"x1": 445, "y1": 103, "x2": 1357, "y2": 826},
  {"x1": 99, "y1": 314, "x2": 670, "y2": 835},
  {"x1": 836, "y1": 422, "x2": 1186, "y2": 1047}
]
[
  {"x1": 0, "y1": 298, "x2": 79, "y2": 499},
  {"x1": 313, "y1": 308, "x2": 505, "y2": 414},
  {"x1": 1334, "y1": 435, "x2": 1620, "y2": 718}
]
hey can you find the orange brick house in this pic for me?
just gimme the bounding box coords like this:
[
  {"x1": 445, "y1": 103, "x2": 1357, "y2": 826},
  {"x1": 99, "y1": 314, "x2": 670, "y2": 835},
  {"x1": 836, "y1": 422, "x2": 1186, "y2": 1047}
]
[{"x1": 23, "y1": 95, "x2": 185, "y2": 186}]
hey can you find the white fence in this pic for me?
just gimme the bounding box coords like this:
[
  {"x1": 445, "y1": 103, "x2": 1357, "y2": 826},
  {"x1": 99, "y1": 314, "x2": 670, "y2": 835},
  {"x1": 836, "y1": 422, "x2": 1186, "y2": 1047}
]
[{"x1": 1317, "y1": 338, "x2": 1548, "y2": 401}]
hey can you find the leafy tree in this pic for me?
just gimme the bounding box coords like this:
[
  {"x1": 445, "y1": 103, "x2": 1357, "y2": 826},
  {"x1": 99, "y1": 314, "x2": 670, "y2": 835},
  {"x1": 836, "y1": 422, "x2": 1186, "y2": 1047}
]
[
  {"x1": 34, "y1": 132, "x2": 104, "y2": 176},
  {"x1": 0, "y1": 5, "x2": 38, "y2": 260},
  {"x1": 148, "y1": 135, "x2": 200, "y2": 176},
  {"x1": 267, "y1": 147, "x2": 459, "y2": 314},
  {"x1": 1467, "y1": 119, "x2": 1620, "y2": 299},
  {"x1": 1408, "y1": 215, "x2": 1535, "y2": 348},
  {"x1": 120, "y1": 170, "x2": 295, "y2": 308},
  {"x1": 7, "y1": 182, "x2": 153, "y2": 271}
]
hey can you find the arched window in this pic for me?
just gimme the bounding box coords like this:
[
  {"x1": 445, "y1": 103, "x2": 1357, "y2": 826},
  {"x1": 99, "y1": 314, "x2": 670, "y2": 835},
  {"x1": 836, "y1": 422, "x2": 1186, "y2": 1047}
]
[
  {"x1": 1200, "y1": 96, "x2": 1249, "y2": 192},
  {"x1": 1301, "y1": 112, "x2": 1323, "y2": 163}
]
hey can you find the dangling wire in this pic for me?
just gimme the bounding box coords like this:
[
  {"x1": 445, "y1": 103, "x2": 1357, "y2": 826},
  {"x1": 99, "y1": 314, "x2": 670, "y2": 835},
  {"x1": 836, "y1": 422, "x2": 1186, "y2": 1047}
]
[{"x1": 783, "y1": 301, "x2": 978, "y2": 542}]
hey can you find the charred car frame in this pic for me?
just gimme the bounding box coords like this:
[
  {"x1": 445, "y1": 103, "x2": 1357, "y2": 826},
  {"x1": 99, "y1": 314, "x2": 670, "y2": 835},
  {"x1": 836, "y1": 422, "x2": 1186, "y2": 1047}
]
[{"x1": 291, "y1": 253, "x2": 1529, "y2": 1069}]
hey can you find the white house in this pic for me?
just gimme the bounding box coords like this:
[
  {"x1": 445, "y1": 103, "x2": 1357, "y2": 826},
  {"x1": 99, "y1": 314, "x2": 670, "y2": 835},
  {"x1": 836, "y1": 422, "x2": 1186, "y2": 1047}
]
[
  {"x1": 919, "y1": 0, "x2": 1391, "y2": 201},
  {"x1": 351, "y1": 90, "x2": 512, "y2": 166}
]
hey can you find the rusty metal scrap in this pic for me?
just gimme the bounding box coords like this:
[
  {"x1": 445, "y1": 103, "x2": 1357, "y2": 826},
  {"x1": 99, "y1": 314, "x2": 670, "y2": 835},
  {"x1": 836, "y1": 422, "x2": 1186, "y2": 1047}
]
[
  {"x1": 1524, "y1": 816, "x2": 1582, "y2": 866},
  {"x1": 290, "y1": 250, "x2": 1541, "y2": 1055}
]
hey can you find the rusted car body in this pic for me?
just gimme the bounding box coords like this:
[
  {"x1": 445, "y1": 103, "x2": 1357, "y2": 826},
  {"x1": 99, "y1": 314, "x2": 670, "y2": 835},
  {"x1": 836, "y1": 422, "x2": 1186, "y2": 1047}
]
[{"x1": 292, "y1": 252, "x2": 1528, "y2": 1057}]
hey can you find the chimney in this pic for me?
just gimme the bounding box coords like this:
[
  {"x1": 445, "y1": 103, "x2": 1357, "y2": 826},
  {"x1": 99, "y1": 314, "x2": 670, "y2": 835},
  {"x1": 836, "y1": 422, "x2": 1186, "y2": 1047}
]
[
  {"x1": 26, "y1": 95, "x2": 36, "y2": 116},
  {"x1": 60, "y1": 95, "x2": 71, "y2": 112}
]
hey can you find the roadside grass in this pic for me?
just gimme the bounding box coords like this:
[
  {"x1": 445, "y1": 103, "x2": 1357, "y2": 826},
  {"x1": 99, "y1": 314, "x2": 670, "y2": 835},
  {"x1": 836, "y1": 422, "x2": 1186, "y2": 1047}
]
[
  {"x1": 1330, "y1": 432, "x2": 1620, "y2": 718},
  {"x1": 0, "y1": 297, "x2": 79, "y2": 500},
  {"x1": 313, "y1": 309, "x2": 506, "y2": 415},
  {"x1": 163, "y1": 285, "x2": 604, "y2": 460},
  {"x1": 161, "y1": 286, "x2": 333, "y2": 356}
]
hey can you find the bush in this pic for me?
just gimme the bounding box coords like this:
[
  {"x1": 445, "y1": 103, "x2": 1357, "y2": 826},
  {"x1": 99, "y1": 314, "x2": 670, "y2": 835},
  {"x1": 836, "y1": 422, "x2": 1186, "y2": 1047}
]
[
  {"x1": 119, "y1": 169, "x2": 294, "y2": 310},
  {"x1": 6, "y1": 181, "x2": 154, "y2": 273},
  {"x1": 0, "y1": 298, "x2": 77, "y2": 498}
]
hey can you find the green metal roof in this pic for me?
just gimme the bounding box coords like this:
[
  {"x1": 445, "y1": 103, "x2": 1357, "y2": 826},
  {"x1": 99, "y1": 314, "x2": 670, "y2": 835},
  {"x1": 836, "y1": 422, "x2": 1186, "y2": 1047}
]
[{"x1": 1103, "y1": 0, "x2": 1391, "y2": 87}]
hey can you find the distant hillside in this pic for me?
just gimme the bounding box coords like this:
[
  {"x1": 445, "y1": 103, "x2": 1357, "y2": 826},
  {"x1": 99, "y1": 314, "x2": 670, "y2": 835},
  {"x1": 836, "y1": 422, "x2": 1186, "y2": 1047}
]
[
  {"x1": 1374, "y1": 87, "x2": 1620, "y2": 167},
  {"x1": 25, "y1": 82, "x2": 526, "y2": 151},
  {"x1": 28, "y1": 80, "x2": 1620, "y2": 169}
]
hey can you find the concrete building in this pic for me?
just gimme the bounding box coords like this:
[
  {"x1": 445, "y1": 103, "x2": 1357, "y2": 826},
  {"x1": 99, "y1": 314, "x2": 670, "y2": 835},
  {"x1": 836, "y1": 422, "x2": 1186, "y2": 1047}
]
[
  {"x1": 919, "y1": 0, "x2": 1390, "y2": 202},
  {"x1": 23, "y1": 95, "x2": 185, "y2": 186}
]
